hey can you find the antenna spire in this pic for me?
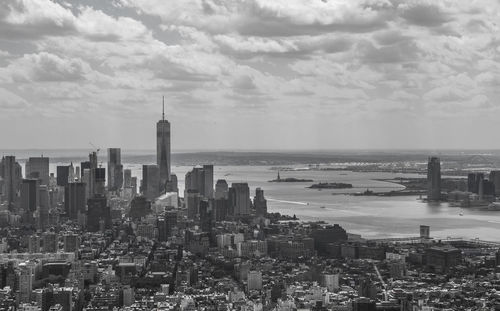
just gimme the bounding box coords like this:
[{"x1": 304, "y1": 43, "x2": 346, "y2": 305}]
[{"x1": 162, "y1": 96, "x2": 165, "y2": 121}]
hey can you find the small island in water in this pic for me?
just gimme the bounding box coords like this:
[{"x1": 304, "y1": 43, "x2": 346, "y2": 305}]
[
  {"x1": 308, "y1": 182, "x2": 353, "y2": 189},
  {"x1": 268, "y1": 171, "x2": 313, "y2": 182}
]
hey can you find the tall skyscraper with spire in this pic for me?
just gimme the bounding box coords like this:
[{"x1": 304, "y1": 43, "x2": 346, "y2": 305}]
[{"x1": 157, "y1": 96, "x2": 171, "y2": 190}]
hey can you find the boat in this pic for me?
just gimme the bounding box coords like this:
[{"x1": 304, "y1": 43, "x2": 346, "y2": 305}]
[
  {"x1": 487, "y1": 202, "x2": 500, "y2": 210},
  {"x1": 320, "y1": 206, "x2": 325, "y2": 209}
]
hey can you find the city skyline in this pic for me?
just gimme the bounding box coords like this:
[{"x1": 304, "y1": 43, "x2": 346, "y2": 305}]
[
  {"x1": 1, "y1": 0, "x2": 500, "y2": 150},
  {"x1": 1, "y1": 2, "x2": 500, "y2": 310}
]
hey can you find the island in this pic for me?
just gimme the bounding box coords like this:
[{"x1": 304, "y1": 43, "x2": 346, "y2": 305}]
[
  {"x1": 268, "y1": 171, "x2": 313, "y2": 182},
  {"x1": 308, "y1": 182, "x2": 353, "y2": 189},
  {"x1": 269, "y1": 177, "x2": 313, "y2": 182}
]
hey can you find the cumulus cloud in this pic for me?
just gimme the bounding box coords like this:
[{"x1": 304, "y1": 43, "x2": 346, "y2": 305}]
[
  {"x1": 120, "y1": 0, "x2": 393, "y2": 36},
  {"x1": 0, "y1": 0, "x2": 150, "y2": 41},
  {"x1": 1, "y1": 52, "x2": 91, "y2": 82},
  {"x1": 0, "y1": 0, "x2": 500, "y2": 149}
]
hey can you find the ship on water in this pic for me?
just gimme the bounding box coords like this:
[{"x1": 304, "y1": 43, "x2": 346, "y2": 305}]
[{"x1": 487, "y1": 202, "x2": 500, "y2": 211}]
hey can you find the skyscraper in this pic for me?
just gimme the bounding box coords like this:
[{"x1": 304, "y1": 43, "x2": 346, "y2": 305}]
[
  {"x1": 56, "y1": 165, "x2": 70, "y2": 187},
  {"x1": 166, "y1": 173, "x2": 178, "y2": 193},
  {"x1": 94, "y1": 167, "x2": 106, "y2": 196},
  {"x1": 247, "y1": 270, "x2": 263, "y2": 291},
  {"x1": 63, "y1": 233, "x2": 80, "y2": 252},
  {"x1": 107, "y1": 148, "x2": 123, "y2": 191},
  {"x1": 80, "y1": 161, "x2": 90, "y2": 178},
  {"x1": 42, "y1": 231, "x2": 58, "y2": 253},
  {"x1": 157, "y1": 97, "x2": 171, "y2": 190},
  {"x1": 467, "y1": 172, "x2": 483, "y2": 194},
  {"x1": 20, "y1": 179, "x2": 39, "y2": 213},
  {"x1": 229, "y1": 183, "x2": 251, "y2": 217},
  {"x1": 142, "y1": 165, "x2": 160, "y2": 200},
  {"x1": 25, "y1": 156, "x2": 49, "y2": 185},
  {"x1": 203, "y1": 165, "x2": 214, "y2": 199},
  {"x1": 185, "y1": 165, "x2": 213, "y2": 199},
  {"x1": 28, "y1": 235, "x2": 41, "y2": 253},
  {"x1": 87, "y1": 196, "x2": 111, "y2": 232},
  {"x1": 253, "y1": 188, "x2": 267, "y2": 216},
  {"x1": 186, "y1": 190, "x2": 201, "y2": 220},
  {"x1": 1, "y1": 156, "x2": 22, "y2": 210},
  {"x1": 38, "y1": 185, "x2": 49, "y2": 230},
  {"x1": 490, "y1": 171, "x2": 500, "y2": 195},
  {"x1": 124, "y1": 169, "x2": 132, "y2": 187},
  {"x1": 215, "y1": 179, "x2": 229, "y2": 199},
  {"x1": 88, "y1": 152, "x2": 98, "y2": 197},
  {"x1": 18, "y1": 263, "x2": 34, "y2": 303},
  {"x1": 64, "y1": 182, "x2": 86, "y2": 220},
  {"x1": 427, "y1": 157, "x2": 441, "y2": 201}
]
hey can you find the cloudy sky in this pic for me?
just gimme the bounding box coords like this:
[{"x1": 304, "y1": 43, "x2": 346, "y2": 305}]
[{"x1": 0, "y1": 0, "x2": 499, "y2": 151}]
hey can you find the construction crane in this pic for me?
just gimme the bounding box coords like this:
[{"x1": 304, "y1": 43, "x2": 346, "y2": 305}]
[
  {"x1": 373, "y1": 262, "x2": 388, "y2": 301},
  {"x1": 89, "y1": 142, "x2": 103, "y2": 167},
  {"x1": 89, "y1": 142, "x2": 100, "y2": 154}
]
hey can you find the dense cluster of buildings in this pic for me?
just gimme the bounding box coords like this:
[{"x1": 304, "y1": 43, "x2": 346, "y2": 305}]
[
  {"x1": 0, "y1": 108, "x2": 500, "y2": 310},
  {"x1": 427, "y1": 156, "x2": 500, "y2": 207}
]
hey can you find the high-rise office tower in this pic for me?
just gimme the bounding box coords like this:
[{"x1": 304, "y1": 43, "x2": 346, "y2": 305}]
[
  {"x1": 33, "y1": 288, "x2": 52, "y2": 311},
  {"x1": 124, "y1": 169, "x2": 132, "y2": 187},
  {"x1": 123, "y1": 169, "x2": 135, "y2": 199},
  {"x1": 107, "y1": 148, "x2": 123, "y2": 191},
  {"x1": 185, "y1": 165, "x2": 214, "y2": 199},
  {"x1": 185, "y1": 170, "x2": 193, "y2": 192},
  {"x1": 129, "y1": 196, "x2": 152, "y2": 220},
  {"x1": 490, "y1": 171, "x2": 500, "y2": 195},
  {"x1": 20, "y1": 179, "x2": 39, "y2": 212},
  {"x1": 56, "y1": 165, "x2": 70, "y2": 187},
  {"x1": 1, "y1": 156, "x2": 22, "y2": 210},
  {"x1": 18, "y1": 263, "x2": 34, "y2": 303},
  {"x1": 123, "y1": 285, "x2": 134, "y2": 307},
  {"x1": 80, "y1": 161, "x2": 90, "y2": 177},
  {"x1": 468, "y1": 172, "x2": 484, "y2": 194},
  {"x1": 186, "y1": 190, "x2": 201, "y2": 220},
  {"x1": 68, "y1": 162, "x2": 75, "y2": 183},
  {"x1": 25, "y1": 156, "x2": 49, "y2": 185},
  {"x1": 157, "y1": 97, "x2": 171, "y2": 189},
  {"x1": 247, "y1": 270, "x2": 263, "y2": 291},
  {"x1": 166, "y1": 173, "x2": 178, "y2": 193},
  {"x1": 38, "y1": 185, "x2": 49, "y2": 230},
  {"x1": 89, "y1": 152, "x2": 98, "y2": 197},
  {"x1": 229, "y1": 183, "x2": 251, "y2": 217},
  {"x1": 203, "y1": 165, "x2": 214, "y2": 199},
  {"x1": 253, "y1": 188, "x2": 267, "y2": 216},
  {"x1": 131, "y1": 177, "x2": 138, "y2": 195},
  {"x1": 82, "y1": 168, "x2": 91, "y2": 201},
  {"x1": 63, "y1": 233, "x2": 80, "y2": 252},
  {"x1": 427, "y1": 157, "x2": 441, "y2": 201},
  {"x1": 42, "y1": 231, "x2": 58, "y2": 253},
  {"x1": 28, "y1": 235, "x2": 41, "y2": 253},
  {"x1": 21, "y1": 179, "x2": 39, "y2": 225},
  {"x1": 213, "y1": 198, "x2": 229, "y2": 221},
  {"x1": 75, "y1": 165, "x2": 80, "y2": 181},
  {"x1": 87, "y1": 196, "x2": 111, "y2": 232},
  {"x1": 215, "y1": 179, "x2": 229, "y2": 199},
  {"x1": 52, "y1": 286, "x2": 72, "y2": 311},
  {"x1": 142, "y1": 165, "x2": 160, "y2": 200},
  {"x1": 94, "y1": 167, "x2": 105, "y2": 196},
  {"x1": 65, "y1": 182, "x2": 86, "y2": 220},
  {"x1": 199, "y1": 200, "x2": 212, "y2": 232}
]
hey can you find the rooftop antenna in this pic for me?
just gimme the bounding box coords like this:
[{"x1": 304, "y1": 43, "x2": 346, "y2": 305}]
[{"x1": 162, "y1": 95, "x2": 165, "y2": 121}]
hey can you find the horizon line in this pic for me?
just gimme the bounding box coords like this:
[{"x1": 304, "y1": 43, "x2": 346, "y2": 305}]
[{"x1": 2, "y1": 147, "x2": 500, "y2": 153}]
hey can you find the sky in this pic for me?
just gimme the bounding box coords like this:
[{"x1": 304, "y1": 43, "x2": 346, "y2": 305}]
[{"x1": 0, "y1": 0, "x2": 499, "y2": 151}]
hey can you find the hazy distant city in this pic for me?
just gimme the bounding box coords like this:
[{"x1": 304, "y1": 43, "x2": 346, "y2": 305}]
[{"x1": 2, "y1": 0, "x2": 500, "y2": 311}]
